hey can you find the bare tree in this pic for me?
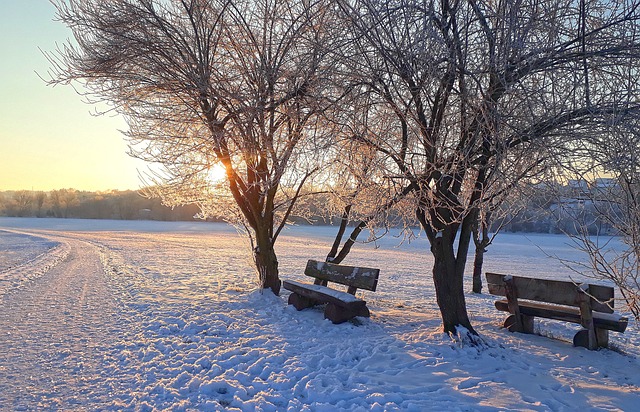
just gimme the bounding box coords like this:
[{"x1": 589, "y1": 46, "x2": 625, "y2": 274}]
[
  {"x1": 323, "y1": 132, "x2": 416, "y2": 264},
  {"x1": 470, "y1": 182, "x2": 532, "y2": 293},
  {"x1": 49, "y1": 189, "x2": 78, "y2": 218},
  {"x1": 34, "y1": 191, "x2": 47, "y2": 217},
  {"x1": 10, "y1": 191, "x2": 34, "y2": 217},
  {"x1": 48, "y1": 0, "x2": 335, "y2": 294},
  {"x1": 335, "y1": 0, "x2": 640, "y2": 337},
  {"x1": 554, "y1": 119, "x2": 640, "y2": 319}
]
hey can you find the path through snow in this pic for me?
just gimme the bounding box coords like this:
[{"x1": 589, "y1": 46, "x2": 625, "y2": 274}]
[{"x1": 0, "y1": 233, "x2": 135, "y2": 410}]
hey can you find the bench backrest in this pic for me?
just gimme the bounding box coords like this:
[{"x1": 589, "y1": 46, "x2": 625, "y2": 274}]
[
  {"x1": 486, "y1": 272, "x2": 614, "y2": 313},
  {"x1": 305, "y1": 260, "x2": 380, "y2": 292}
]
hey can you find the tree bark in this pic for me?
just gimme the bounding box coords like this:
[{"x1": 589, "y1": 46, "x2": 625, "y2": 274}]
[
  {"x1": 254, "y1": 229, "x2": 281, "y2": 295},
  {"x1": 472, "y1": 243, "x2": 485, "y2": 294},
  {"x1": 326, "y1": 205, "x2": 352, "y2": 262},
  {"x1": 430, "y1": 230, "x2": 477, "y2": 336},
  {"x1": 472, "y1": 211, "x2": 491, "y2": 294},
  {"x1": 330, "y1": 221, "x2": 367, "y2": 264}
]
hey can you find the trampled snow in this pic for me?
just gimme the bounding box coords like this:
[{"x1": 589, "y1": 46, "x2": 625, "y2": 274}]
[{"x1": 0, "y1": 217, "x2": 638, "y2": 410}]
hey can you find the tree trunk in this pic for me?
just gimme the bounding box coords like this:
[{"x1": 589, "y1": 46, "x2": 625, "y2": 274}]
[
  {"x1": 327, "y1": 183, "x2": 417, "y2": 264},
  {"x1": 326, "y1": 205, "x2": 352, "y2": 262},
  {"x1": 254, "y1": 230, "x2": 281, "y2": 295},
  {"x1": 471, "y1": 210, "x2": 491, "y2": 294},
  {"x1": 431, "y1": 232, "x2": 477, "y2": 336},
  {"x1": 472, "y1": 243, "x2": 485, "y2": 294}
]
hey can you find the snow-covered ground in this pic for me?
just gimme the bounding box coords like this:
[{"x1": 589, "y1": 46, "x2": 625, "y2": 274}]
[{"x1": 0, "y1": 217, "x2": 638, "y2": 411}]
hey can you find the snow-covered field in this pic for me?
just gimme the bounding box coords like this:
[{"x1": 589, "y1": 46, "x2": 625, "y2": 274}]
[{"x1": 0, "y1": 217, "x2": 638, "y2": 411}]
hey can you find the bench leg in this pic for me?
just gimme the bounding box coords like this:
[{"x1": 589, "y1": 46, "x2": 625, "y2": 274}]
[
  {"x1": 573, "y1": 328, "x2": 608, "y2": 350},
  {"x1": 577, "y1": 291, "x2": 598, "y2": 350},
  {"x1": 324, "y1": 303, "x2": 370, "y2": 324},
  {"x1": 503, "y1": 314, "x2": 534, "y2": 334},
  {"x1": 355, "y1": 306, "x2": 370, "y2": 318},
  {"x1": 596, "y1": 328, "x2": 609, "y2": 348},
  {"x1": 573, "y1": 330, "x2": 592, "y2": 349},
  {"x1": 503, "y1": 315, "x2": 517, "y2": 331},
  {"x1": 324, "y1": 303, "x2": 354, "y2": 324},
  {"x1": 288, "y1": 292, "x2": 316, "y2": 311},
  {"x1": 522, "y1": 315, "x2": 534, "y2": 333}
]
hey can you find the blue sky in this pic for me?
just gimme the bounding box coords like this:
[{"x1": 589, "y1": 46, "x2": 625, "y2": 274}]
[{"x1": 0, "y1": 0, "x2": 146, "y2": 191}]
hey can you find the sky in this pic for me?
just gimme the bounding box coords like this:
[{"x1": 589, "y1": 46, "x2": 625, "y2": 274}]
[{"x1": 0, "y1": 0, "x2": 148, "y2": 192}]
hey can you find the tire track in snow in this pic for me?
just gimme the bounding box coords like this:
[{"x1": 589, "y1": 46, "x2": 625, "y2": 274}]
[
  {"x1": 0, "y1": 234, "x2": 132, "y2": 410},
  {"x1": 0, "y1": 230, "x2": 71, "y2": 300}
]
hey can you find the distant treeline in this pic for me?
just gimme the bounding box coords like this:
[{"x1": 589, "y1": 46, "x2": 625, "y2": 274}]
[
  {"x1": 0, "y1": 189, "x2": 205, "y2": 221},
  {"x1": 0, "y1": 187, "x2": 612, "y2": 235}
]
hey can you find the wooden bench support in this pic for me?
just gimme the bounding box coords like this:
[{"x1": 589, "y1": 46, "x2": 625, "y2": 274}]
[
  {"x1": 288, "y1": 292, "x2": 316, "y2": 311},
  {"x1": 503, "y1": 276, "x2": 535, "y2": 334},
  {"x1": 324, "y1": 303, "x2": 370, "y2": 324},
  {"x1": 596, "y1": 328, "x2": 609, "y2": 348},
  {"x1": 577, "y1": 285, "x2": 598, "y2": 350},
  {"x1": 503, "y1": 314, "x2": 534, "y2": 334},
  {"x1": 284, "y1": 282, "x2": 370, "y2": 324},
  {"x1": 493, "y1": 300, "x2": 627, "y2": 332},
  {"x1": 573, "y1": 329, "x2": 609, "y2": 350}
]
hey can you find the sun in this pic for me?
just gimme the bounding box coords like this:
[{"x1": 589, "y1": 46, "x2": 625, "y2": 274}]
[{"x1": 207, "y1": 163, "x2": 227, "y2": 184}]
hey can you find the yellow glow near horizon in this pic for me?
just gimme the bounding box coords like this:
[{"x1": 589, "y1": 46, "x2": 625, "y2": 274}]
[{"x1": 0, "y1": 2, "x2": 147, "y2": 192}]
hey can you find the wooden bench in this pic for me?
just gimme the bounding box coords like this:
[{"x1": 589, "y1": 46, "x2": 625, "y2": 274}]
[
  {"x1": 486, "y1": 272, "x2": 628, "y2": 350},
  {"x1": 283, "y1": 260, "x2": 380, "y2": 324}
]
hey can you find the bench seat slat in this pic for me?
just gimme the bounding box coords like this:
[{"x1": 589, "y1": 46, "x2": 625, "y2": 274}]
[
  {"x1": 494, "y1": 299, "x2": 628, "y2": 332},
  {"x1": 283, "y1": 280, "x2": 366, "y2": 309}
]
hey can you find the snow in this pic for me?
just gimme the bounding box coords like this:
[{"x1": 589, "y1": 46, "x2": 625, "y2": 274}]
[
  {"x1": 1, "y1": 217, "x2": 639, "y2": 410},
  {"x1": 0, "y1": 229, "x2": 70, "y2": 300}
]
